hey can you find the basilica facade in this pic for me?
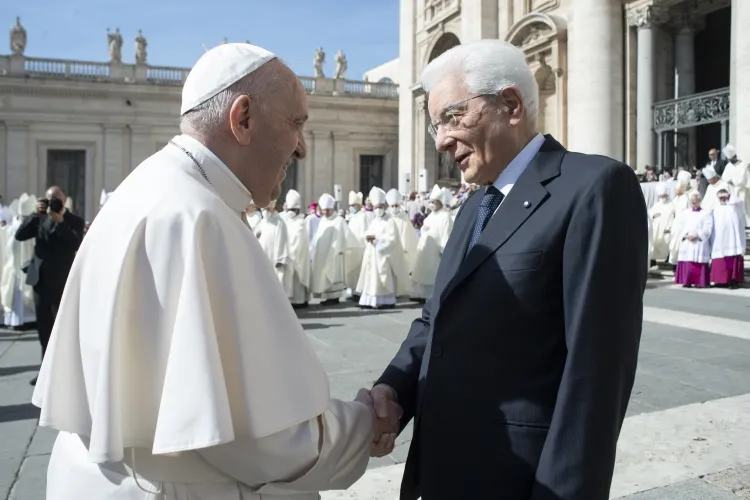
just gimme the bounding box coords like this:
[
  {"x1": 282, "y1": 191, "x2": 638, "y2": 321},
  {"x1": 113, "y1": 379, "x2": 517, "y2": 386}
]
[
  {"x1": 384, "y1": 0, "x2": 749, "y2": 192},
  {"x1": 0, "y1": 20, "x2": 399, "y2": 221}
]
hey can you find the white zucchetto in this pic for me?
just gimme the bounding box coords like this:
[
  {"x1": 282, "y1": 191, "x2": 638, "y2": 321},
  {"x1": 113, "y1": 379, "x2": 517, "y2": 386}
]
[
  {"x1": 318, "y1": 193, "x2": 336, "y2": 210},
  {"x1": 181, "y1": 43, "x2": 276, "y2": 115}
]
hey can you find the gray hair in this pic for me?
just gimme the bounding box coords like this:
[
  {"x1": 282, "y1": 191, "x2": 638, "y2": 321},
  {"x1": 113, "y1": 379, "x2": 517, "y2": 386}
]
[
  {"x1": 179, "y1": 62, "x2": 288, "y2": 138},
  {"x1": 420, "y1": 39, "x2": 538, "y2": 128}
]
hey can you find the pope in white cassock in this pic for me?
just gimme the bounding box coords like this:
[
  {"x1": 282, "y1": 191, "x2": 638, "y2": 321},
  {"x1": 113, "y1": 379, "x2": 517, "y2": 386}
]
[
  {"x1": 410, "y1": 184, "x2": 454, "y2": 301},
  {"x1": 31, "y1": 43, "x2": 401, "y2": 500},
  {"x1": 386, "y1": 188, "x2": 419, "y2": 271},
  {"x1": 255, "y1": 202, "x2": 291, "y2": 291},
  {"x1": 356, "y1": 187, "x2": 409, "y2": 309},
  {"x1": 649, "y1": 184, "x2": 675, "y2": 262},
  {"x1": 720, "y1": 144, "x2": 750, "y2": 226},
  {"x1": 310, "y1": 193, "x2": 363, "y2": 305},
  {"x1": 281, "y1": 189, "x2": 312, "y2": 308}
]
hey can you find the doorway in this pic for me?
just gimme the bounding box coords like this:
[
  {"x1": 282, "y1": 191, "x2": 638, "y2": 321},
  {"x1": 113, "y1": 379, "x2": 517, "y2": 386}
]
[
  {"x1": 47, "y1": 150, "x2": 86, "y2": 216},
  {"x1": 359, "y1": 155, "x2": 384, "y2": 195}
]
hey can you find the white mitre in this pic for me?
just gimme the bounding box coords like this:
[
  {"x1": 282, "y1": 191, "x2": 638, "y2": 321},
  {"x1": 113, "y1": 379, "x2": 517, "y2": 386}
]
[
  {"x1": 369, "y1": 187, "x2": 387, "y2": 205},
  {"x1": 357, "y1": 192, "x2": 364, "y2": 204},
  {"x1": 723, "y1": 144, "x2": 737, "y2": 159},
  {"x1": 428, "y1": 184, "x2": 442, "y2": 202},
  {"x1": 676, "y1": 170, "x2": 692, "y2": 184},
  {"x1": 285, "y1": 189, "x2": 302, "y2": 209},
  {"x1": 385, "y1": 188, "x2": 401, "y2": 206},
  {"x1": 348, "y1": 191, "x2": 358, "y2": 206},
  {"x1": 319, "y1": 193, "x2": 336, "y2": 210},
  {"x1": 656, "y1": 184, "x2": 668, "y2": 197},
  {"x1": 181, "y1": 43, "x2": 276, "y2": 115}
]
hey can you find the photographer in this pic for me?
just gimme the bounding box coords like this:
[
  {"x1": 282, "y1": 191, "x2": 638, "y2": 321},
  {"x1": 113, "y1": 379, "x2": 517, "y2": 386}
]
[{"x1": 15, "y1": 186, "x2": 84, "y2": 385}]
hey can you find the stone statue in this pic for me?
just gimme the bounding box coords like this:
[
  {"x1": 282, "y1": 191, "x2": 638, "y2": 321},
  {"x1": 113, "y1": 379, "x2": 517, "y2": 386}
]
[
  {"x1": 334, "y1": 49, "x2": 347, "y2": 80},
  {"x1": 107, "y1": 28, "x2": 123, "y2": 63},
  {"x1": 223, "y1": 37, "x2": 228, "y2": 44},
  {"x1": 313, "y1": 47, "x2": 325, "y2": 78},
  {"x1": 10, "y1": 17, "x2": 26, "y2": 56},
  {"x1": 135, "y1": 30, "x2": 148, "y2": 65}
]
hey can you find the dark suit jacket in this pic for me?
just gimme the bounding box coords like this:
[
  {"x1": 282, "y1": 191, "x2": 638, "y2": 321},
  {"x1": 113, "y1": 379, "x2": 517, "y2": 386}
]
[
  {"x1": 377, "y1": 136, "x2": 648, "y2": 500},
  {"x1": 714, "y1": 159, "x2": 727, "y2": 177},
  {"x1": 15, "y1": 210, "x2": 85, "y2": 294}
]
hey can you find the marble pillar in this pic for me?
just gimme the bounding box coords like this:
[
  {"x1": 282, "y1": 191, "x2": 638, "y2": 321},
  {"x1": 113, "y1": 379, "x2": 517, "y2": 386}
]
[
  {"x1": 5, "y1": 123, "x2": 30, "y2": 199},
  {"x1": 398, "y1": 0, "x2": 416, "y2": 193},
  {"x1": 730, "y1": 0, "x2": 750, "y2": 151},
  {"x1": 631, "y1": 5, "x2": 666, "y2": 171},
  {"x1": 461, "y1": 0, "x2": 499, "y2": 43},
  {"x1": 674, "y1": 15, "x2": 701, "y2": 166},
  {"x1": 567, "y1": 0, "x2": 624, "y2": 160}
]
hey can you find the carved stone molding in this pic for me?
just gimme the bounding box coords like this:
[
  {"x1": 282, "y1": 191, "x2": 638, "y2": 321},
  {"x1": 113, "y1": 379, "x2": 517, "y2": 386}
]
[
  {"x1": 669, "y1": 11, "x2": 706, "y2": 34},
  {"x1": 626, "y1": 5, "x2": 669, "y2": 29},
  {"x1": 526, "y1": 0, "x2": 559, "y2": 14},
  {"x1": 505, "y1": 12, "x2": 566, "y2": 50},
  {"x1": 653, "y1": 87, "x2": 729, "y2": 132}
]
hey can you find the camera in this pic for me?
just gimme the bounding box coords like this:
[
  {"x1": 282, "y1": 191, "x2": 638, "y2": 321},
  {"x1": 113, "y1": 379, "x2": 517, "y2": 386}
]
[{"x1": 48, "y1": 198, "x2": 64, "y2": 213}]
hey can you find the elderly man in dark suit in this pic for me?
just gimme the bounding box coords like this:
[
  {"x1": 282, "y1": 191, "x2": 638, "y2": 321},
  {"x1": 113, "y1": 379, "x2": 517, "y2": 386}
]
[
  {"x1": 364, "y1": 39, "x2": 648, "y2": 500},
  {"x1": 16, "y1": 186, "x2": 84, "y2": 385}
]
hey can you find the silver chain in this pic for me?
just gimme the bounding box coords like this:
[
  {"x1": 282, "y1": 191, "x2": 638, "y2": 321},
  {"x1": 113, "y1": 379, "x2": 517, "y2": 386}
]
[{"x1": 169, "y1": 140, "x2": 211, "y2": 185}]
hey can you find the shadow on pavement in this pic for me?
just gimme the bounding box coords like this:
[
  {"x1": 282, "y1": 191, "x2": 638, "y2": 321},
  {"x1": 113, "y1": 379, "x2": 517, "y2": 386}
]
[
  {"x1": 0, "y1": 365, "x2": 40, "y2": 377},
  {"x1": 0, "y1": 403, "x2": 40, "y2": 424},
  {"x1": 300, "y1": 322, "x2": 343, "y2": 330}
]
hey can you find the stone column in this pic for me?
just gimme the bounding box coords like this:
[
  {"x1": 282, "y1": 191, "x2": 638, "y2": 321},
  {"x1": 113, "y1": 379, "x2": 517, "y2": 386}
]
[
  {"x1": 630, "y1": 5, "x2": 666, "y2": 171},
  {"x1": 730, "y1": 0, "x2": 750, "y2": 150},
  {"x1": 461, "y1": 0, "x2": 498, "y2": 42},
  {"x1": 567, "y1": 0, "x2": 624, "y2": 159},
  {"x1": 398, "y1": 0, "x2": 416, "y2": 193},
  {"x1": 102, "y1": 125, "x2": 125, "y2": 192},
  {"x1": 674, "y1": 14, "x2": 702, "y2": 166},
  {"x1": 5, "y1": 123, "x2": 30, "y2": 199}
]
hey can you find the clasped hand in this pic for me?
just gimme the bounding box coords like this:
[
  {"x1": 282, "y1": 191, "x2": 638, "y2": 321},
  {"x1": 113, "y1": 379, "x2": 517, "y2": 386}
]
[{"x1": 355, "y1": 385, "x2": 403, "y2": 457}]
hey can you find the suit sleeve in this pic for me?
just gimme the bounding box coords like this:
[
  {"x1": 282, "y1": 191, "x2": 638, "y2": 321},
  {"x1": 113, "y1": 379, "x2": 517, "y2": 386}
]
[
  {"x1": 14, "y1": 213, "x2": 41, "y2": 241},
  {"x1": 530, "y1": 163, "x2": 648, "y2": 500},
  {"x1": 44, "y1": 215, "x2": 84, "y2": 252},
  {"x1": 197, "y1": 399, "x2": 372, "y2": 493}
]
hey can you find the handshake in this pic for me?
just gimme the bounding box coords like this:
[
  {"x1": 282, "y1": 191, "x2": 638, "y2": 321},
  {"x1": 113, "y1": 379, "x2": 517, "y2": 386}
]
[{"x1": 355, "y1": 384, "x2": 403, "y2": 458}]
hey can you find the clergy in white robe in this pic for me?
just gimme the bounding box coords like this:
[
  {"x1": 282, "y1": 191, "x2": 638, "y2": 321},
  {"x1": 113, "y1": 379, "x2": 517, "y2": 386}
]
[
  {"x1": 304, "y1": 204, "x2": 321, "y2": 254},
  {"x1": 386, "y1": 188, "x2": 419, "y2": 271},
  {"x1": 721, "y1": 144, "x2": 750, "y2": 226},
  {"x1": 668, "y1": 177, "x2": 692, "y2": 264},
  {"x1": 410, "y1": 185, "x2": 454, "y2": 301},
  {"x1": 709, "y1": 189, "x2": 746, "y2": 287},
  {"x1": 310, "y1": 194, "x2": 363, "y2": 305},
  {"x1": 649, "y1": 185, "x2": 675, "y2": 262},
  {"x1": 282, "y1": 189, "x2": 312, "y2": 307},
  {"x1": 356, "y1": 188, "x2": 409, "y2": 309},
  {"x1": 255, "y1": 203, "x2": 292, "y2": 291},
  {"x1": 675, "y1": 192, "x2": 713, "y2": 288},
  {"x1": 31, "y1": 43, "x2": 401, "y2": 500},
  {"x1": 0, "y1": 194, "x2": 37, "y2": 328},
  {"x1": 245, "y1": 203, "x2": 263, "y2": 231},
  {"x1": 345, "y1": 191, "x2": 369, "y2": 299},
  {"x1": 701, "y1": 166, "x2": 730, "y2": 212}
]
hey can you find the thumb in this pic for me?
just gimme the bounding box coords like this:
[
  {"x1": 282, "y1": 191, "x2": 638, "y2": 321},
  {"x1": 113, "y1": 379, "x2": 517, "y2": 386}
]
[{"x1": 373, "y1": 388, "x2": 390, "y2": 419}]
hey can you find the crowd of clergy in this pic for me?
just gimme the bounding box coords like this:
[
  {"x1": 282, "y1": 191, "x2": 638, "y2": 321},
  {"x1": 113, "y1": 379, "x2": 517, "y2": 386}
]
[
  {"x1": 647, "y1": 145, "x2": 748, "y2": 289},
  {"x1": 245, "y1": 184, "x2": 478, "y2": 310}
]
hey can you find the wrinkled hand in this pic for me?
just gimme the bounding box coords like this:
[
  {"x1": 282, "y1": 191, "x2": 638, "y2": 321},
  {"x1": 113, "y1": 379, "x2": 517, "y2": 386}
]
[{"x1": 355, "y1": 386, "x2": 402, "y2": 457}]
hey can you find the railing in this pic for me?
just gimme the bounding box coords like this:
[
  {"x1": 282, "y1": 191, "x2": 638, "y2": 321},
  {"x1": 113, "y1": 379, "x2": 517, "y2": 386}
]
[
  {"x1": 146, "y1": 66, "x2": 188, "y2": 84},
  {"x1": 0, "y1": 54, "x2": 399, "y2": 99},
  {"x1": 25, "y1": 57, "x2": 110, "y2": 80},
  {"x1": 653, "y1": 87, "x2": 730, "y2": 132}
]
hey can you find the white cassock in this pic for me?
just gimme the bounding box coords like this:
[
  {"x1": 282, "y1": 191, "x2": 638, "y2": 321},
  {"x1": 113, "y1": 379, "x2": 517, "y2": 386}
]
[
  {"x1": 721, "y1": 160, "x2": 750, "y2": 226},
  {"x1": 256, "y1": 211, "x2": 292, "y2": 291},
  {"x1": 304, "y1": 214, "x2": 321, "y2": 254},
  {"x1": 410, "y1": 186, "x2": 454, "y2": 300},
  {"x1": 32, "y1": 134, "x2": 373, "y2": 500},
  {"x1": 668, "y1": 186, "x2": 692, "y2": 264},
  {"x1": 282, "y1": 190, "x2": 311, "y2": 306},
  {"x1": 649, "y1": 197, "x2": 675, "y2": 261},
  {"x1": 345, "y1": 195, "x2": 369, "y2": 296},
  {"x1": 0, "y1": 194, "x2": 37, "y2": 327},
  {"x1": 310, "y1": 209, "x2": 363, "y2": 301},
  {"x1": 711, "y1": 202, "x2": 746, "y2": 259},
  {"x1": 677, "y1": 208, "x2": 713, "y2": 264}
]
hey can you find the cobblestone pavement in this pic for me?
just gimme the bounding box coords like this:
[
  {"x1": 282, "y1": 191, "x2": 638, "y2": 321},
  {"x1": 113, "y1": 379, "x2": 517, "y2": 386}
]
[{"x1": 2, "y1": 278, "x2": 749, "y2": 499}]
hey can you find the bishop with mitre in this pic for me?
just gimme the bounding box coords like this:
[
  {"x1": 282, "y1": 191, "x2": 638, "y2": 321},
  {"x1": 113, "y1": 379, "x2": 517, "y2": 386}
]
[
  {"x1": 281, "y1": 189, "x2": 312, "y2": 308},
  {"x1": 356, "y1": 187, "x2": 409, "y2": 309},
  {"x1": 345, "y1": 190, "x2": 369, "y2": 300},
  {"x1": 32, "y1": 43, "x2": 400, "y2": 500},
  {"x1": 255, "y1": 202, "x2": 291, "y2": 290},
  {"x1": 385, "y1": 188, "x2": 419, "y2": 271}
]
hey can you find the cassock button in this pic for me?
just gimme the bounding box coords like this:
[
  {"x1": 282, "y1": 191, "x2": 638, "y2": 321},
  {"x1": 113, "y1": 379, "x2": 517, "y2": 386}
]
[
  {"x1": 523, "y1": 200, "x2": 531, "y2": 208},
  {"x1": 434, "y1": 346, "x2": 443, "y2": 357}
]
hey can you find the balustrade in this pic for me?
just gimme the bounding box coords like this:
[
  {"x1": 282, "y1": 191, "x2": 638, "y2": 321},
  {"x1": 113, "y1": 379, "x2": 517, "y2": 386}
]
[{"x1": 653, "y1": 87, "x2": 730, "y2": 132}]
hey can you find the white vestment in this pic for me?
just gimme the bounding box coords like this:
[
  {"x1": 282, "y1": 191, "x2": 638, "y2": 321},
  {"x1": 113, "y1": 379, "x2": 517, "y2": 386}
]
[
  {"x1": 256, "y1": 211, "x2": 292, "y2": 292},
  {"x1": 649, "y1": 199, "x2": 675, "y2": 261},
  {"x1": 410, "y1": 207, "x2": 453, "y2": 299},
  {"x1": 702, "y1": 179, "x2": 730, "y2": 212},
  {"x1": 710, "y1": 202, "x2": 746, "y2": 259},
  {"x1": 32, "y1": 134, "x2": 373, "y2": 500},
  {"x1": 355, "y1": 214, "x2": 409, "y2": 307},
  {"x1": 0, "y1": 194, "x2": 37, "y2": 326},
  {"x1": 304, "y1": 215, "x2": 321, "y2": 253},
  {"x1": 721, "y1": 160, "x2": 750, "y2": 226},
  {"x1": 345, "y1": 210, "x2": 369, "y2": 294},
  {"x1": 677, "y1": 209, "x2": 713, "y2": 264},
  {"x1": 668, "y1": 193, "x2": 691, "y2": 264},
  {"x1": 283, "y1": 211, "x2": 312, "y2": 304},
  {"x1": 310, "y1": 216, "x2": 362, "y2": 300},
  {"x1": 391, "y1": 210, "x2": 419, "y2": 271}
]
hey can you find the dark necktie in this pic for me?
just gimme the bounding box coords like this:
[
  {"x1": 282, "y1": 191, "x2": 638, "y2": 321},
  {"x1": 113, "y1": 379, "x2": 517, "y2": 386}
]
[{"x1": 466, "y1": 186, "x2": 504, "y2": 253}]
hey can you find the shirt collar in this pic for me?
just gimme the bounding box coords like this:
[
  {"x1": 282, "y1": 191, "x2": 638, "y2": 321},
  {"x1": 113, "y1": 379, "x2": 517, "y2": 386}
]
[
  {"x1": 170, "y1": 134, "x2": 253, "y2": 214},
  {"x1": 491, "y1": 133, "x2": 545, "y2": 196}
]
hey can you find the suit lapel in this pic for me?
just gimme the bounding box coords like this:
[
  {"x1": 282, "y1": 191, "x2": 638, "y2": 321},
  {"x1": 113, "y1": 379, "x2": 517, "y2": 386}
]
[{"x1": 440, "y1": 136, "x2": 566, "y2": 302}]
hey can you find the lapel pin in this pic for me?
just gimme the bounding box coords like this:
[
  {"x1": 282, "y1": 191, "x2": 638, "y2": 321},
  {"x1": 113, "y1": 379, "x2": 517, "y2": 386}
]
[{"x1": 523, "y1": 200, "x2": 531, "y2": 208}]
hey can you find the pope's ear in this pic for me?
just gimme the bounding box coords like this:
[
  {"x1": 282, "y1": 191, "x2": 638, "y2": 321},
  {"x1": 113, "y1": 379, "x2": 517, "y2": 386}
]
[{"x1": 228, "y1": 95, "x2": 254, "y2": 146}]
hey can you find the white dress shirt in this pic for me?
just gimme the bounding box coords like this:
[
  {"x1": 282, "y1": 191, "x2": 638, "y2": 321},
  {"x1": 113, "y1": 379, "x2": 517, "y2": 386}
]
[{"x1": 490, "y1": 133, "x2": 545, "y2": 214}]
